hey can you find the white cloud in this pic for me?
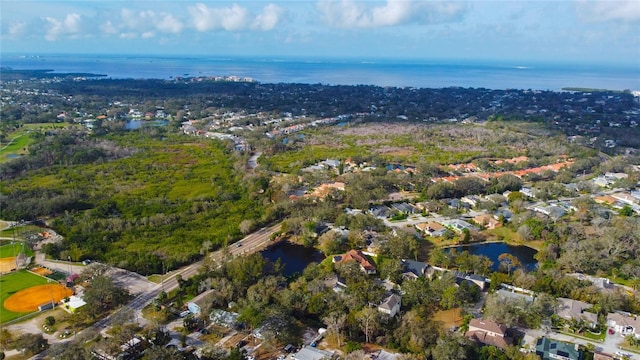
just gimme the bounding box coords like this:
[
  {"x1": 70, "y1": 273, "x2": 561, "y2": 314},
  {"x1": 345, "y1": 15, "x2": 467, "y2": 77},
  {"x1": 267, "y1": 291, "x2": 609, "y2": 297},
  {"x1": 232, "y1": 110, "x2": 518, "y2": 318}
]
[
  {"x1": 103, "y1": 8, "x2": 184, "y2": 38},
  {"x1": 316, "y1": 0, "x2": 467, "y2": 28},
  {"x1": 8, "y1": 22, "x2": 27, "y2": 37},
  {"x1": 44, "y1": 13, "x2": 84, "y2": 41},
  {"x1": 188, "y1": 3, "x2": 284, "y2": 32},
  {"x1": 157, "y1": 14, "x2": 184, "y2": 34},
  {"x1": 574, "y1": 0, "x2": 640, "y2": 23},
  {"x1": 100, "y1": 20, "x2": 118, "y2": 35},
  {"x1": 253, "y1": 4, "x2": 285, "y2": 31}
]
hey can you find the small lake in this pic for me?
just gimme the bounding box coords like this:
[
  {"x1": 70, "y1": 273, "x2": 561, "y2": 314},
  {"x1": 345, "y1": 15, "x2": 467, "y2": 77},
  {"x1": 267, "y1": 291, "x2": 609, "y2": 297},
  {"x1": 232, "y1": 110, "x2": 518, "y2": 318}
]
[
  {"x1": 446, "y1": 242, "x2": 538, "y2": 271},
  {"x1": 260, "y1": 241, "x2": 325, "y2": 277},
  {"x1": 125, "y1": 119, "x2": 169, "y2": 130}
]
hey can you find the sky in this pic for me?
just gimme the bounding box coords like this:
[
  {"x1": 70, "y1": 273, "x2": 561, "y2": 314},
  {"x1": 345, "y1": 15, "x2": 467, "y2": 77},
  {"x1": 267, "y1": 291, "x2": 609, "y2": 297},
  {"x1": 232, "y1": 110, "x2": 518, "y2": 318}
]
[{"x1": 1, "y1": 0, "x2": 639, "y2": 66}]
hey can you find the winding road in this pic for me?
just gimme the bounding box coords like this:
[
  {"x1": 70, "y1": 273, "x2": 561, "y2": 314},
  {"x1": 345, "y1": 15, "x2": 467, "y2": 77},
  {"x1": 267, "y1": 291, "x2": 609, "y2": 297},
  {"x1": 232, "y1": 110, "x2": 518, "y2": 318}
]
[{"x1": 29, "y1": 222, "x2": 282, "y2": 359}]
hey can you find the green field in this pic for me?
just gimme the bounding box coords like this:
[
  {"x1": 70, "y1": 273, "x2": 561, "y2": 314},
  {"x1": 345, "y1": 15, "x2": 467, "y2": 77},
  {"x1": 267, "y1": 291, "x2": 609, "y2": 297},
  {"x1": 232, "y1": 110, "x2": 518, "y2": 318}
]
[
  {"x1": 0, "y1": 270, "x2": 49, "y2": 323},
  {"x1": 0, "y1": 224, "x2": 43, "y2": 238},
  {"x1": 0, "y1": 242, "x2": 34, "y2": 258},
  {"x1": 0, "y1": 123, "x2": 71, "y2": 163}
]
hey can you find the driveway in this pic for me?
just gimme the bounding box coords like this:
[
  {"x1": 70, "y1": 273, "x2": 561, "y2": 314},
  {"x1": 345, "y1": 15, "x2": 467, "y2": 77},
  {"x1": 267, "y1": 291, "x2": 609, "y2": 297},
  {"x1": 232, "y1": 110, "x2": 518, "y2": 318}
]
[{"x1": 525, "y1": 327, "x2": 624, "y2": 356}]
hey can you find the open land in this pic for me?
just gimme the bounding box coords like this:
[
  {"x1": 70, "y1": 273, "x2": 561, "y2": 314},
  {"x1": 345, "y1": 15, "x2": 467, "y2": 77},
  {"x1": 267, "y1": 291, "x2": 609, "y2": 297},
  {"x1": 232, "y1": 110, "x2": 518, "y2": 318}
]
[{"x1": 0, "y1": 270, "x2": 51, "y2": 323}]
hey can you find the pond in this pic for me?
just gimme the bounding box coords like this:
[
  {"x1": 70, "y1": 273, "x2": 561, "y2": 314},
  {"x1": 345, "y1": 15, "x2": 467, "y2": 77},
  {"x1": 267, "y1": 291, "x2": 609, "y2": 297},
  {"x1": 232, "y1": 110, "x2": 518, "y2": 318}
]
[
  {"x1": 446, "y1": 242, "x2": 538, "y2": 271},
  {"x1": 260, "y1": 241, "x2": 325, "y2": 277},
  {"x1": 125, "y1": 119, "x2": 169, "y2": 130}
]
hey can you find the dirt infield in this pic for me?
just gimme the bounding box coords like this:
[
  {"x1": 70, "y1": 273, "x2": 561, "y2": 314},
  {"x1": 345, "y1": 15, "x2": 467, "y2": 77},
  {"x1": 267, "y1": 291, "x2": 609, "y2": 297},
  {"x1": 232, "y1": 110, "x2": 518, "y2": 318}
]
[
  {"x1": 4, "y1": 284, "x2": 72, "y2": 312},
  {"x1": 31, "y1": 267, "x2": 53, "y2": 276},
  {"x1": 0, "y1": 257, "x2": 17, "y2": 273}
]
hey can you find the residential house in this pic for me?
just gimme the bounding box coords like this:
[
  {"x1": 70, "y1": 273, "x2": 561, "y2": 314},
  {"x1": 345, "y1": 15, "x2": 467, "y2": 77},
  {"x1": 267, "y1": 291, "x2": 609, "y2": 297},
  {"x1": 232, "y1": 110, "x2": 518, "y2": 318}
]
[
  {"x1": 293, "y1": 346, "x2": 334, "y2": 360},
  {"x1": 334, "y1": 250, "x2": 376, "y2": 274},
  {"x1": 187, "y1": 289, "x2": 215, "y2": 315},
  {"x1": 391, "y1": 202, "x2": 417, "y2": 214},
  {"x1": 532, "y1": 204, "x2": 567, "y2": 220},
  {"x1": 593, "y1": 352, "x2": 614, "y2": 360},
  {"x1": 441, "y1": 219, "x2": 479, "y2": 233},
  {"x1": 594, "y1": 195, "x2": 618, "y2": 205},
  {"x1": 374, "y1": 350, "x2": 400, "y2": 360},
  {"x1": 401, "y1": 259, "x2": 436, "y2": 280},
  {"x1": 556, "y1": 298, "x2": 598, "y2": 328},
  {"x1": 465, "y1": 318, "x2": 513, "y2": 350},
  {"x1": 611, "y1": 192, "x2": 638, "y2": 206},
  {"x1": 473, "y1": 214, "x2": 502, "y2": 230},
  {"x1": 520, "y1": 187, "x2": 536, "y2": 198},
  {"x1": 493, "y1": 209, "x2": 513, "y2": 222},
  {"x1": 415, "y1": 222, "x2": 447, "y2": 237},
  {"x1": 455, "y1": 273, "x2": 489, "y2": 291},
  {"x1": 535, "y1": 337, "x2": 582, "y2": 360},
  {"x1": 378, "y1": 293, "x2": 402, "y2": 317},
  {"x1": 495, "y1": 289, "x2": 535, "y2": 305},
  {"x1": 369, "y1": 205, "x2": 392, "y2": 219},
  {"x1": 607, "y1": 312, "x2": 640, "y2": 338},
  {"x1": 461, "y1": 195, "x2": 483, "y2": 208},
  {"x1": 310, "y1": 182, "x2": 345, "y2": 199}
]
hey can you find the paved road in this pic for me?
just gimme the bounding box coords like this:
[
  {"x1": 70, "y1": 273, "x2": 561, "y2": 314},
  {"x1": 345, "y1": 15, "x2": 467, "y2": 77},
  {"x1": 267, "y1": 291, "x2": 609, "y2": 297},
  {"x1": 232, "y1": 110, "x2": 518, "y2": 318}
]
[
  {"x1": 34, "y1": 253, "x2": 85, "y2": 275},
  {"x1": 30, "y1": 222, "x2": 282, "y2": 359}
]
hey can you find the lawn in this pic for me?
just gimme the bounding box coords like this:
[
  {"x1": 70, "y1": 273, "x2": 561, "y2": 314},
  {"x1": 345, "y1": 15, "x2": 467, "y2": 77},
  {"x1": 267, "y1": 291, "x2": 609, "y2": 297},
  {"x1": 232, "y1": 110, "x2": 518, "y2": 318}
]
[
  {"x1": 0, "y1": 123, "x2": 71, "y2": 163},
  {"x1": 0, "y1": 242, "x2": 35, "y2": 258},
  {"x1": 0, "y1": 270, "x2": 50, "y2": 323},
  {"x1": 0, "y1": 224, "x2": 43, "y2": 238}
]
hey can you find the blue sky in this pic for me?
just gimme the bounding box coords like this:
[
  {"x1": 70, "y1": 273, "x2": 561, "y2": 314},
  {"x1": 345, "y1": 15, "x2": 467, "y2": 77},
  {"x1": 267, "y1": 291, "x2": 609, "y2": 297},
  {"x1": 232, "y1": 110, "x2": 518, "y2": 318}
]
[{"x1": 1, "y1": 1, "x2": 639, "y2": 65}]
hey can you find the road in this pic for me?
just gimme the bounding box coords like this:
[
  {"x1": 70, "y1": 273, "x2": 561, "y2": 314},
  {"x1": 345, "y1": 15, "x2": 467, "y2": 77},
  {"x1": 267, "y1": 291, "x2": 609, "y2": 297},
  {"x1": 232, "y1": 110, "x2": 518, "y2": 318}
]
[
  {"x1": 30, "y1": 222, "x2": 282, "y2": 359},
  {"x1": 525, "y1": 328, "x2": 632, "y2": 358}
]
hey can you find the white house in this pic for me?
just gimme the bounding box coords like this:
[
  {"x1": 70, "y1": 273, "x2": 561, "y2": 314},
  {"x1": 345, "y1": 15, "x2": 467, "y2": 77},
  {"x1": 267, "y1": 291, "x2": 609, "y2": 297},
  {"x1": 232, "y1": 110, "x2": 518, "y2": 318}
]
[
  {"x1": 607, "y1": 312, "x2": 640, "y2": 338},
  {"x1": 378, "y1": 294, "x2": 401, "y2": 317}
]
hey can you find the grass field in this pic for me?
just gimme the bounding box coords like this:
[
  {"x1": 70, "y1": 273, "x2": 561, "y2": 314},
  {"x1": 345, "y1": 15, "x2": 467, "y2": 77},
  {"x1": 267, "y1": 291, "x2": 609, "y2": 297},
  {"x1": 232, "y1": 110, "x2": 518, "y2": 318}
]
[
  {"x1": 0, "y1": 242, "x2": 34, "y2": 258},
  {"x1": 0, "y1": 224, "x2": 42, "y2": 238},
  {"x1": 0, "y1": 270, "x2": 50, "y2": 323},
  {"x1": 0, "y1": 123, "x2": 71, "y2": 163}
]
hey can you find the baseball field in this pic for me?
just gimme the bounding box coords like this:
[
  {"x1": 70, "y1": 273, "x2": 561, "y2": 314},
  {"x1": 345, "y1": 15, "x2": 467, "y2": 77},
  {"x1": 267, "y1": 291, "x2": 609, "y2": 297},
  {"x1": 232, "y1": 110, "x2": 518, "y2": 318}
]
[{"x1": 0, "y1": 270, "x2": 71, "y2": 323}]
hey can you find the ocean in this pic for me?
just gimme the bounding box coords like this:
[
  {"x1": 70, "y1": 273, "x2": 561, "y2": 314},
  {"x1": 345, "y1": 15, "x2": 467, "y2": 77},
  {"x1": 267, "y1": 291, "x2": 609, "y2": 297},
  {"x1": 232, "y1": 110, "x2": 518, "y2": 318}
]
[{"x1": 1, "y1": 54, "x2": 638, "y2": 91}]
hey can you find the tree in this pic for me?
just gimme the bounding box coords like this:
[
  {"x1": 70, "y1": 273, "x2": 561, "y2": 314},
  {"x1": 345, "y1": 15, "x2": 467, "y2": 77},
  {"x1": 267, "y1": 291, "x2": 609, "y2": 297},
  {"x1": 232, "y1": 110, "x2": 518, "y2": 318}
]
[
  {"x1": 357, "y1": 307, "x2": 380, "y2": 343},
  {"x1": 239, "y1": 219, "x2": 254, "y2": 235},
  {"x1": 431, "y1": 332, "x2": 475, "y2": 360},
  {"x1": 498, "y1": 253, "x2": 521, "y2": 277},
  {"x1": 141, "y1": 345, "x2": 183, "y2": 360},
  {"x1": 44, "y1": 316, "x2": 56, "y2": 327},
  {"x1": 83, "y1": 275, "x2": 130, "y2": 318},
  {"x1": 318, "y1": 231, "x2": 342, "y2": 256},
  {"x1": 0, "y1": 329, "x2": 13, "y2": 351},
  {"x1": 619, "y1": 205, "x2": 633, "y2": 217},
  {"x1": 15, "y1": 333, "x2": 48, "y2": 356},
  {"x1": 47, "y1": 340, "x2": 92, "y2": 360},
  {"x1": 323, "y1": 312, "x2": 347, "y2": 347}
]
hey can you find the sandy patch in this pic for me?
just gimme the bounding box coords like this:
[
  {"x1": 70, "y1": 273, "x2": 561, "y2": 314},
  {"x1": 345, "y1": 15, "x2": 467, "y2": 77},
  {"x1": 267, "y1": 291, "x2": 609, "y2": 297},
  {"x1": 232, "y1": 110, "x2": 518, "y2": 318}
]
[
  {"x1": 0, "y1": 257, "x2": 17, "y2": 273},
  {"x1": 4, "y1": 284, "x2": 72, "y2": 312},
  {"x1": 31, "y1": 267, "x2": 53, "y2": 276}
]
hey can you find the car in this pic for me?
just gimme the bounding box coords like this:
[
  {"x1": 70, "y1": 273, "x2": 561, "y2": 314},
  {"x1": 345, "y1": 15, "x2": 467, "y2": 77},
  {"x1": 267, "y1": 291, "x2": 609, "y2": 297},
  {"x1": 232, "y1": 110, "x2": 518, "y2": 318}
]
[
  {"x1": 236, "y1": 340, "x2": 248, "y2": 348},
  {"x1": 236, "y1": 243, "x2": 242, "y2": 247}
]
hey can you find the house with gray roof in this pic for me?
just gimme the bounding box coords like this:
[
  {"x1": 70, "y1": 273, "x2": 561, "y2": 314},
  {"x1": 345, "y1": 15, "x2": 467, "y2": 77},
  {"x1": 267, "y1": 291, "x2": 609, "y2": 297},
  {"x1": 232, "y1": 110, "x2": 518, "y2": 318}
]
[
  {"x1": 401, "y1": 259, "x2": 436, "y2": 280},
  {"x1": 535, "y1": 337, "x2": 582, "y2": 360},
  {"x1": 607, "y1": 312, "x2": 640, "y2": 339},
  {"x1": 293, "y1": 346, "x2": 334, "y2": 360},
  {"x1": 378, "y1": 293, "x2": 401, "y2": 317},
  {"x1": 495, "y1": 289, "x2": 535, "y2": 304},
  {"x1": 556, "y1": 298, "x2": 598, "y2": 328}
]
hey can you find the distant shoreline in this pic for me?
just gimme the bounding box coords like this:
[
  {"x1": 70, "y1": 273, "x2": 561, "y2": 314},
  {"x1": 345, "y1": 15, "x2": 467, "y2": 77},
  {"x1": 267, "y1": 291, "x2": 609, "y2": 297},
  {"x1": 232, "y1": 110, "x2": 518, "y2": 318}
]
[
  {"x1": 1, "y1": 54, "x2": 637, "y2": 91},
  {"x1": 0, "y1": 68, "x2": 107, "y2": 80}
]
